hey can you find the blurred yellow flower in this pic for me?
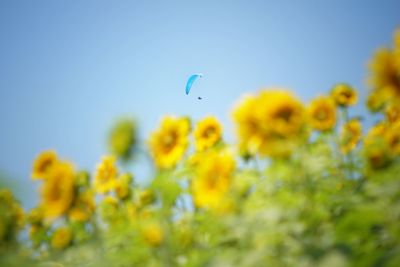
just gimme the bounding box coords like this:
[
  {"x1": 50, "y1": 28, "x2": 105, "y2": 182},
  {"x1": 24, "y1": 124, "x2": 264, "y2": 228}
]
[
  {"x1": 232, "y1": 95, "x2": 264, "y2": 156},
  {"x1": 94, "y1": 155, "x2": 118, "y2": 194},
  {"x1": 385, "y1": 122, "x2": 400, "y2": 156},
  {"x1": 108, "y1": 119, "x2": 136, "y2": 161},
  {"x1": 192, "y1": 150, "x2": 235, "y2": 211},
  {"x1": 364, "y1": 123, "x2": 387, "y2": 145},
  {"x1": 148, "y1": 116, "x2": 190, "y2": 169},
  {"x1": 258, "y1": 90, "x2": 304, "y2": 137},
  {"x1": 51, "y1": 227, "x2": 72, "y2": 250},
  {"x1": 366, "y1": 89, "x2": 390, "y2": 112},
  {"x1": 233, "y1": 90, "x2": 305, "y2": 157},
  {"x1": 142, "y1": 222, "x2": 164, "y2": 247},
  {"x1": 368, "y1": 48, "x2": 400, "y2": 102},
  {"x1": 114, "y1": 173, "x2": 132, "y2": 200},
  {"x1": 40, "y1": 162, "x2": 75, "y2": 220},
  {"x1": 68, "y1": 190, "x2": 95, "y2": 222},
  {"x1": 385, "y1": 104, "x2": 400, "y2": 124},
  {"x1": 340, "y1": 119, "x2": 362, "y2": 153},
  {"x1": 194, "y1": 116, "x2": 222, "y2": 151},
  {"x1": 331, "y1": 84, "x2": 358, "y2": 107},
  {"x1": 32, "y1": 150, "x2": 58, "y2": 180},
  {"x1": 307, "y1": 96, "x2": 337, "y2": 131}
]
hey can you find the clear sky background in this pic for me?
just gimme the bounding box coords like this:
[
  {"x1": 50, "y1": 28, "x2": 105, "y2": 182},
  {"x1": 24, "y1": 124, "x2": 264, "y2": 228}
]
[{"x1": 0, "y1": 0, "x2": 399, "y2": 208}]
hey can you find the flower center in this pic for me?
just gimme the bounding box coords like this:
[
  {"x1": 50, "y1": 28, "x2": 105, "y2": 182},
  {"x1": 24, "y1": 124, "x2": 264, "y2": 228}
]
[{"x1": 275, "y1": 106, "x2": 294, "y2": 122}]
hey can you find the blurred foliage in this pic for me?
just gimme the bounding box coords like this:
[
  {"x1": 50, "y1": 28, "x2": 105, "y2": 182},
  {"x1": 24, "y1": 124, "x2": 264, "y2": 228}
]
[{"x1": 1, "y1": 28, "x2": 400, "y2": 267}]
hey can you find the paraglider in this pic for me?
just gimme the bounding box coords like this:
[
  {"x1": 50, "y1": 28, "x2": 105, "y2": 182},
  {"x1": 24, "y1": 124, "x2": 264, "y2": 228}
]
[{"x1": 185, "y1": 73, "x2": 203, "y2": 95}]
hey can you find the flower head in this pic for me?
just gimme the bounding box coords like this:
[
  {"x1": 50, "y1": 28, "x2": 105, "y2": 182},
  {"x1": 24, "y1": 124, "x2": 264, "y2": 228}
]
[
  {"x1": 94, "y1": 155, "x2": 118, "y2": 194},
  {"x1": 32, "y1": 150, "x2": 58, "y2": 180},
  {"x1": 384, "y1": 122, "x2": 400, "y2": 156},
  {"x1": 233, "y1": 89, "x2": 305, "y2": 157},
  {"x1": 40, "y1": 162, "x2": 75, "y2": 220},
  {"x1": 142, "y1": 222, "x2": 164, "y2": 246},
  {"x1": 368, "y1": 48, "x2": 400, "y2": 103},
  {"x1": 331, "y1": 84, "x2": 358, "y2": 107},
  {"x1": 114, "y1": 173, "x2": 133, "y2": 200},
  {"x1": 307, "y1": 96, "x2": 337, "y2": 131},
  {"x1": 51, "y1": 227, "x2": 72, "y2": 250},
  {"x1": 340, "y1": 119, "x2": 362, "y2": 153},
  {"x1": 148, "y1": 116, "x2": 190, "y2": 169},
  {"x1": 194, "y1": 116, "x2": 222, "y2": 151},
  {"x1": 191, "y1": 150, "x2": 235, "y2": 211}
]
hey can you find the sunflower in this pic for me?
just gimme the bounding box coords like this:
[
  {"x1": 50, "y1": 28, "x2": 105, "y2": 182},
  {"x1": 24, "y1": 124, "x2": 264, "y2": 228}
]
[
  {"x1": 384, "y1": 122, "x2": 400, "y2": 156},
  {"x1": 148, "y1": 116, "x2": 190, "y2": 169},
  {"x1": 331, "y1": 84, "x2": 358, "y2": 107},
  {"x1": 194, "y1": 116, "x2": 222, "y2": 151},
  {"x1": 366, "y1": 89, "x2": 390, "y2": 112},
  {"x1": 191, "y1": 150, "x2": 235, "y2": 211},
  {"x1": 142, "y1": 221, "x2": 164, "y2": 247},
  {"x1": 32, "y1": 150, "x2": 58, "y2": 180},
  {"x1": 51, "y1": 227, "x2": 72, "y2": 250},
  {"x1": 233, "y1": 90, "x2": 305, "y2": 158},
  {"x1": 307, "y1": 96, "x2": 337, "y2": 131},
  {"x1": 94, "y1": 155, "x2": 118, "y2": 194},
  {"x1": 385, "y1": 104, "x2": 400, "y2": 124},
  {"x1": 368, "y1": 48, "x2": 400, "y2": 102},
  {"x1": 114, "y1": 173, "x2": 133, "y2": 200},
  {"x1": 40, "y1": 162, "x2": 75, "y2": 220},
  {"x1": 232, "y1": 95, "x2": 265, "y2": 156},
  {"x1": 340, "y1": 119, "x2": 362, "y2": 153},
  {"x1": 258, "y1": 90, "x2": 304, "y2": 137}
]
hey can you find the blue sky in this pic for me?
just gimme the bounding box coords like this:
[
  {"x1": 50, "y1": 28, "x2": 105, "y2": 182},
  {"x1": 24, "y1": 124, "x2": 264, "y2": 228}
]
[{"x1": 0, "y1": 0, "x2": 399, "y2": 208}]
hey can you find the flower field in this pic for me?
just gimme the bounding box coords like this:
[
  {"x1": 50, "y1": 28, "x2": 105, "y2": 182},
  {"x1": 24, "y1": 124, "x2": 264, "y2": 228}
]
[{"x1": 1, "y1": 29, "x2": 400, "y2": 267}]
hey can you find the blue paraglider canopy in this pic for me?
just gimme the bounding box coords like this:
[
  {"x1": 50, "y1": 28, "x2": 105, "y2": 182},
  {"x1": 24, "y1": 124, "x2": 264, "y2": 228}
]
[{"x1": 185, "y1": 73, "x2": 203, "y2": 95}]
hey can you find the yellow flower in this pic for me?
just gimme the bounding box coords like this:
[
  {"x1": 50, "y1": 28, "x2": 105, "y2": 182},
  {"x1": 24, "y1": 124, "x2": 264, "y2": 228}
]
[
  {"x1": 366, "y1": 89, "x2": 390, "y2": 112},
  {"x1": 68, "y1": 190, "x2": 95, "y2": 222},
  {"x1": 232, "y1": 95, "x2": 264, "y2": 155},
  {"x1": 94, "y1": 155, "x2": 118, "y2": 194},
  {"x1": 148, "y1": 116, "x2": 190, "y2": 169},
  {"x1": 364, "y1": 122, "x2": 387, "y2": 146},
  {"x1": 233, "y1": 90, "x2": 305, "y2": 157},
  {"x1": 363, "y1": 138, "x2": 391, "y2": 169},
  {"x1": 340, "y1": 119, "x2": 362, "y2": 153},
  {"x1": 51, "y1": 227, "x2": 72, "y2": 250},
  {"x1": 194, "y1": 116, "x2": 222, "y2": 151},
  {"x1": 191, "y1": 150, "x2": 235, "y2": 211},
  {"x1": 331, "y1": 84, "x2": 358, "y2": 107},
  {"x1": 307, "y1": 96, "x2": 337, "y2": 131},
  {"x1": 384, "y1": 122, "x2": 400, "y2": 156},
  {"x1": 108, "y1": 119, "x2": 136, "y2": 160},
  {"x1": 32, "y1": 150, "x2": 58, "y2": 180},
  {"x1": 258, "y1": 90, "x2": 304, "y2": 137},
  {"x1": 368, "y1": 48, "x2": 400, "y2": 102},
  {"x1": 385, "y1": 104, "x2": 400, "y2": 124},
  {"x1": 114, "y1": 173, "x2": 132, "y2": 200},
  {"x1": 40, "y1": 162, "x2": 75, "y2": 220},
  {"x1": 142, "y1": 222, "x2": 164, "y2": 247}
]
